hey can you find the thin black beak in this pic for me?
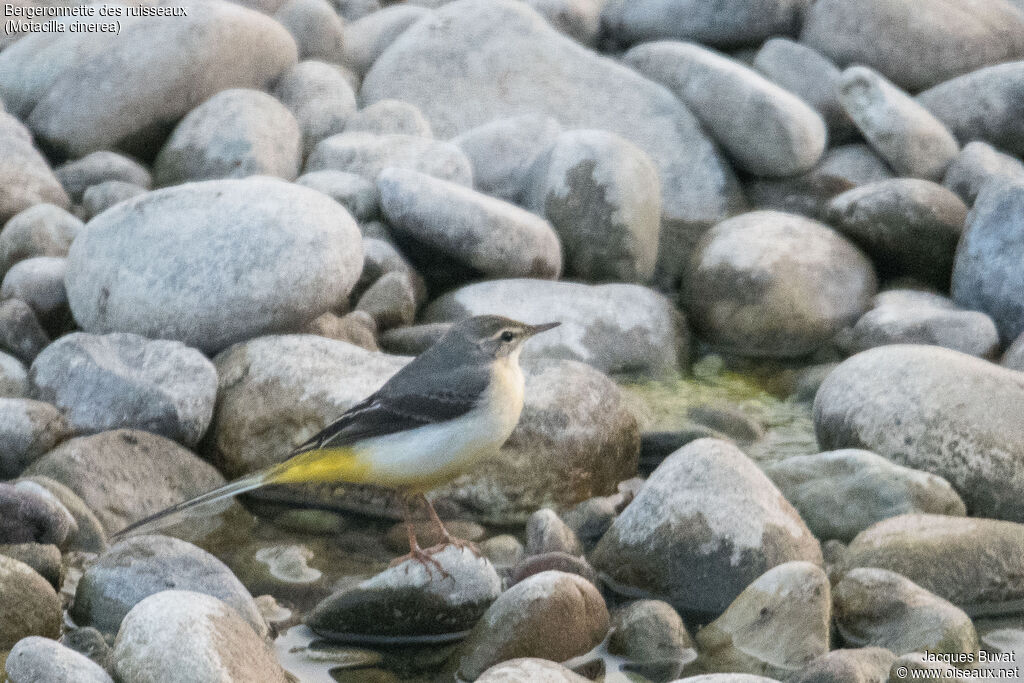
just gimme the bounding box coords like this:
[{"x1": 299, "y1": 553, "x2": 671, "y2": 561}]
[{"x1": 526, "y1": 321, "x2": 561, "y2": 336}]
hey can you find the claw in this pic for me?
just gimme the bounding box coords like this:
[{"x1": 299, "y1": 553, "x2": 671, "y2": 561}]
[
  {"x1": 426, "y1": 535, "x2": 481, "y2": 558},
  {"x1": 390, "y1": 547, "x2": 452, "y2": 580}
]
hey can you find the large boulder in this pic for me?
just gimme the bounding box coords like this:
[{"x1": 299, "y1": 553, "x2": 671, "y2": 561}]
[
  {"x1": 65, "y1": 177, "x2": 362, "y2": 354},
  {"x1": 591, "y1": 439, "x2": 823, "y2": 615},
  {"x1": 814, "y1": 345, "x2": 1024, "y2": 522},
  {"x1": 683, "y1": 211, "x2": 876, "y2": 358},
  {"x1": 423, "y1": 279, "x2": 687, "y2": 377},
  {"x1": 360, "y1": 0, "x2": 743, "y2": 230},
  {"x1": 13, "y1": 0, "x2": 298, "y2": 158}
]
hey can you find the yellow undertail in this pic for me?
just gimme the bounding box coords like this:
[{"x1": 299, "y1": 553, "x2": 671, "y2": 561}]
[{"x1": 267, "y1": 447, "x2": 372, "y2": 485}]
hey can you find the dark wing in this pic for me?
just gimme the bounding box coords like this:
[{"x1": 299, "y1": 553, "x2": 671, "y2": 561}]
[{"x1": 291, "y1": 363, "x2": 490, "y2": 454}]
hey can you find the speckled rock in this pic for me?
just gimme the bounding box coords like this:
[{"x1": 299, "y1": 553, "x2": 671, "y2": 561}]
[
  {"x1": 342, "y1": 5, "x2": 429, "y2": 77},
  {"x1": 0, "y1": 350, "x2": 28, "y2": 398},
  {"x1": 274, "y1": 0, "x2": 345, "y2": 63},
  {"x1": 766, "y1": 450, "x2": 965, "y2": 542},
  {"x1": 306, "y1": 132, "x2": 473, "y2": 185},
  {"x1": 346, "y1": 100, "x2": 433, "y2": 138},
  {"x1": 112, "y1": 591, "x2": 288, "y2": 683},
  {"x1": 424, "y1": 279, "x2": 687, "y2": 376},
  {"x1": 943, "y1": 142, "x2": 1024, "y2": 205},
  {"x1": 789, "y1": 648, "x2": 896, "y2": 683},
  {"x1": 0, "y1": 399, "x2": 70, "y2": 478},
  {"x1": 684, "y1": 211, "x2": 876, "y2": 358},
  {"x1": 591, "y1": 439, "x2": 822, "y2": 615},
  {"x1": 834, "y1": 567, "x2": 977, "y2": 656},
  {"x1": 53, "y1": 151, "x2": 151, "y2": 202},
  {"x1": 838, "y1": 66, "x2": 958, "y2": 181},
  {"x1": 0, "y1": 113, "x2": 70, "y2": 224},
  {"x1": 0, "y1": 204, "x2": 81, "y2": 278},
  {"x1": 274, "y1": 60, "x2": 358, "y2": 156},
  {"x1": 0, "y1": 555, "x2": 60, "y2": 650},
  {"x1": 4, "y1": 636, "x2": 113, "y2": 683},
  {"x1": 65, "y1": 177, "x2": 363, "y2": 354}
]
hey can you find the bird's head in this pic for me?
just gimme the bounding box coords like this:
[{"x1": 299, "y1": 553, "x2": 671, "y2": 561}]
[{"x1": 450, "y1": 315, "x2": 560, "y2": 360}]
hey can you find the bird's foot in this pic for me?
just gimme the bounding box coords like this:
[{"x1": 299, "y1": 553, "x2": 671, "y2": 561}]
[
  {"x1": 390, "y1": 547, "x2": 452, "y2": 580},
  {"x1": 426, "y1": 535, "x2": 481, "y2": 558}
]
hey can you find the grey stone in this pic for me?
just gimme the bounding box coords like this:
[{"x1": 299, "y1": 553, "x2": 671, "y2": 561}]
[
  {"x1": 625, "y1": 42, "x2": 826, "y2": 177},
  {"x1": 306, "y1": 132, "x2": 473, "y2": 185},
  {"x1": 753, "y1": 38, "x2": 854, "y2": 142},
  {"x1": 825, "y1": 179, "x2": 966, "y2": 286},
  {"x1": 379, "y1": 322, "x2": 450, "y2": 355},
  {"x1": 451, "y1": 571, "x2": 609, "y2": 681},
  {"x1": 154, "y1": 88, "x2": 301, "y2": 185},
  {"x1": 766, "y1": 450, "x2": 965, "y2": 543},
  {"x1": 799, "y1": 0, "x2": 1024, "y2": 92},
  {"x1": 815, "y1": 345, "x2": 1024, "y2": 521},
  {"x1": 524, "y1": 129, "x2": 660, "y2": 282},
  {"x1": 378, "y1": 167, "x2": 562, "y2": 281},
  {"x1": 333, "y1": 0, "x2": 379, "y2": 19},
  {"x1": 746, "y1": 144, "x2": 893, "y2": 220},
  {"x1": 274, "y1": 60, "x2": 358, "y2": 156},
  {"x1": 453, "y1": 115, "x2": 562, "y2": 203},
  {"x1": 342, "y1": 5, "x2": 429, "y2": 77},
  {"x1": 346, "y1": 100, "x2": 432, "y2": 137},
  {"x1": 0, "y1": 481, "x2": 73, "y2": 547},
  {"x1": 1, "y1": 256, "x2": 67, "y2": 324},
  {"x1": 22, "y1": 0, "x2": 298, "y2": 158},
  {"x1": 952, "y1": 180, "x2": 1024, "y2": 342},
  {"x1": 591, "y1": 439, "x2": 823, "y2": 615},
  {"x1": 382, "y1": 520, "x2": 485, "y2": 553},
  {"x1": 0, "y1": 351, "x2": 28, "y2": 398},
  {"x1": 523, "y1": 0, "x2": 600, "y2": 45},
  {"x1": 296, "y1": 170, "x2": 378, "y2": 221},
  {"x1": 693, "y1": 562, "x2": 830, "y2": 678},
  {"x1": 834, "y1": 567, "x2": 977, "y2": 656},
  {"x1": 361, "y1": 0, "x2": 743, "y2": 229},
  {"x1": 510, "y1": 551, "x2": 598, "y2": 587},
  {"x1": 838, "y1": 514, "x2": 1024, "y2": 609},
  {"x1": 72, "y1": 534, "x2": 266, "y2": 637},
  {"x1": 608, "y1": 600, "x2": 695, "y2": 681},
  {"x1": 80, "y1": 181, "x2": 146, "y2": 220},
  {"x1": 838, "y1": 66, "x2": 958, "y2": 181},
  {"x1": 0, "y1": 555, "x2": 60, "y2": 650},
  {"x1": 355, "y1": 271, "x2": 417, "y2": 330},
  {"x1": 24, "y1": 429, "x2": 228, "y2": 534},
  {"x1": 0, "y1": 204, "x2": 81, "y2": 277},
  {"x1": 424, "y1": 279, "x2": 687, "y2": 377},
  {"x1": 683, "y1": 211, "x2": 876, "y2": 358},
  {"x1": 476, "y1": 658, "x2": 589, "y2": 682},
  {"x1": 274, "y1": 0, "x2": 345, "y2": 63},
  {"x1": 58, "y1": 627, "x2": 112, "y2": 672},
  {"x1": 29, "y1": 332, "x2": 217, "y2": 446},
  {"x1": 4, "y1": 636, "x2": 113, "y2": 683},
  {"x1": 919, "y1": 62, "x2": 1024, "y2": 159},
  {"x1": 0, "y1": 299, "x2": 49, "y2": 364},
  {"x1": 112, "y1": 591, "x2": 289, "y2": 683},
  {"x1": 601, "y1": 0, "x2": 806, "y2": 48},
  {"x1": 943, "y1": 142, "x2": 1024, "y2": 205},
  {"x1": 683, "y1": 676, "x2": 782, "y2": 683},
  {"x1": 0, "y1": 113, "x2": 70, "y2": 224},
  {"x1": 1002, "y1": 331, "x2": 1024, "y2": 372},
  {"x1": 525, "y1": 508, "x2": 582, "y2": 557},
  {"x1": 479, "y1": 535, "x2": 524, "y2": 569},
  {"x1": 65, "y1": 177, "x2": 363, "y2": 354},
  {"x1": 53, "y1": 151, "x2": 151, "y2": 202},
  {"x1": 789, "y1": 648, "x2": 897, "y2": 683},
  {"x1": 18, "y1": 476, "x2": 107, "y2": 553},
  {"x1": 306, "y1": 545, "x2": 501, "y2": 641},
  {"x1": 0, "y1": 398, "x2": 70, "y2": 478}
]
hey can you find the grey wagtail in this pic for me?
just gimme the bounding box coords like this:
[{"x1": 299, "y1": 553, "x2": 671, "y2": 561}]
[{"x1": 115, "y1": 315, "x2": 560, "y2": 565}]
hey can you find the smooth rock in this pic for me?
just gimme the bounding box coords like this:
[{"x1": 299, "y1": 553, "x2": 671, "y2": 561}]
[
  {"x1": 943, "y1": 142, "x2": 1024, "y2": 205},
  {"x1": 154, "y1": 89, "x2": 301, "y2": 185},
  {"x1": 525, "y1": 508, "x2": 582, "y2": 557},
  {"x1": 452, "y1": 571, "x2": 609, "y2": 681},
  {"x1": 0, "y1": 398, "x2": 70, "y2": 478},
  {"x1": 58, "y1": 626, "x2": 112, "y2": 672},
  {"x1": 361, "y1": 0, "x2": 743, "y2": 228},
  {"x1": 378, "y1": 167, "x2": 562, "y2": 281},
  {"x1": 65, "y1": 177, "x2": 363, "y2": 354},
  {"x1": 24, "y1": 429, "x2": 228, "y2": 534},
  {"x1": 346, "y1": 100, "x2": 432, "y2": 138},
  {"x1": 838, "y1": 66, "x2": 958, "y2": 180},
  {"x1": 306, "y1": 310, "x2": 379, "y2": 351},
  {"x1": 355, "y1": 270, "x2": 417, "y2": 330},
  {"x1": 29, "y1": 332, "x2": 217, "y2": 446},
  {"x1": 17, "y1": 476, "x2": 107, "y2": 553},
  {"x1": 524, "y1": 129, "x2": 660, "y2": 282},
  {"x1": 766, "y1": 450, "x2": 965, "y2": 542},
  {"x1": 0, "y1": 204, "x2": 81, "y2": 277},
  {"x1": 608, "y1": 600, "x2": 695, "y2": 681},
  {"x1": 0, "y1": 482, "x2": 73, "y2": 546},
  {"x1": 684, "y1": 211, "x2": 876, "y2": 358},
  {"x1": 919, "y1": 62, "x2": 1024, "y2": 159},
  {"x1": 815, "y1": 344, "x2": 1024, "y2": 520},
  {"x1": 0, "y1": 350, "x2": 28, "y2": 398},
  {"x1": 952, "y1": 180, "x2": 1024, "y2": 343},
  {"x1": 453, "y1": 115, "x2": 562, "y2": 204},
  {"x1": 424, "y1": 279, "x2": 687, "y2": 376},
  {"x1": 825, "y1": 179, "x2": 966, "y2": 286},
  {"x1": 789, "y1": 648, "x2": 897, "y2": 683},
  {"x1": 22, "y1": 0, "x2": 298, "y2": 158},
  {"x1": 479, "y1": 535, "x2": 524, "y2": 569},
  {"x1": 274, "y1": 0, "x2": 345, "y2": 63},
  {"x1": 523, "y1": 0, "x2": 600, "y2": 45},
  {"x1": 0, "y1": 298, "x2": 49, "y2": 364},
  {"x1": 510, "y1": 551, "x2": 598, "y2": 586},
  {"x1": 625, "y1": 42, "x2": 826, "y2": 177},
  {"x1": 834, "y1": 567, "x2": 977, "y2": 656},
  {"x1": 53, "y1": 151, "x2": 152, "y2": 202},
  {"x1": 0, "y1": 113, "x2": 70, "y2": 224},
  {"x1": 334, "y1": 0, "x2": 379, "y2": 19},
  {"x1": 591, "y1": 439, "x2": 822, "y2": 615},
  {"x1": 694, "y1": 561, "x2": 830, "y2": 678},
  {"x1": 72, "y1": 534, "x2": 266, "y2": 637},
  {"x1": 0, "y1": 544, "x2": 59, "y2": 589},
  {"x1": 476, "y1": 658, "x2": 589, "y2": 682},
  {"x1": 296, "y1": 170, "x2": 378, "y2": 221},
  {"x1": 307, "y1": 545, "x2": 500, "y2": 642},
  {"x1": 112, "y1": 590, "x2": 288, "y2": 683},
  {"x1": 80, "y1": 181, "x2": 146, "y2": 220},
  {"x1": 1003, "y1": 332, "x2": 1024, "y2": 372},
  {"x1": 306, "y1": 132, "x2": 473, "y2": 185},
  {"x1": 0, "y1": 555, "x2": 60, "y2": 650},
  {"x1": 274, "y1": 60, "x2": 358, "y2": 156},
  {"x1": 601, "y1": 0, "x2": 806, "y2": 48},
  {"x1": 0, "y1": 256, "x2": 67, "y2": 324},
  {"x1": 379, "y1": 322, "x2": 449, "y2": 356},
  {"x1": 382, "y1": 520, "x2": 485, "y2": 554},
  {"x1": 342, "y1": 5, "x2": 430, "y2": 77},
  {"x1": 839, "y1": 514, "x2": 1024, "y2": 608},
  {"x1": 4, "y1": 636, "x2": 113, "y2": 683},
  {"x1": 800, "y1": 0, "x2": 1024, "y2": 92}
]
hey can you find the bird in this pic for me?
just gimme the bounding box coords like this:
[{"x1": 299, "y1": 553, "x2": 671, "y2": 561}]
[{"x1": 114, "y1": 315, "x2": 560, "y2": 570}]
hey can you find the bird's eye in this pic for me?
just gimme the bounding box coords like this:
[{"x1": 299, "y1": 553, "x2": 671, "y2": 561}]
[{"x1": 500, "y1": 330, "x2": 515, "y2": 342}]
